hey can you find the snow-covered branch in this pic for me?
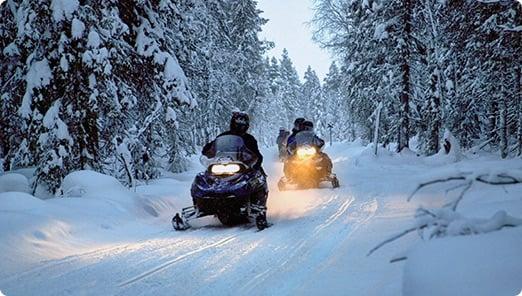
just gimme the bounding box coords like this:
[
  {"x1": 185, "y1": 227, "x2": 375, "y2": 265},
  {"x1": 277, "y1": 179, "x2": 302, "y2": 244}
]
[
  {"x1": 368, "y1": 208, "x2": 522, "y2": 257},
  {"x1": 369, "y1": 169, "x2": 522, "y2": 257}
]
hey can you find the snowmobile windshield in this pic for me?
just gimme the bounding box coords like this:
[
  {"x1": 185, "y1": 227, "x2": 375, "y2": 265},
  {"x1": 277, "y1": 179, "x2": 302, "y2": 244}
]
[
  {"x1": 202, "y1": 135, "x2": 258, "y2": 168},
  {"x1": 295, "y1": 131, "x2": 323, "y2": 148}
]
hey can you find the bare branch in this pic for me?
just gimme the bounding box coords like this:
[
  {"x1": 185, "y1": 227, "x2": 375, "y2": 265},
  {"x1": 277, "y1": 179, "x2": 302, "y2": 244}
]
[
  {"x1": 450, "y1": 181, "x2": 473, "y2": 211},
  {"x1": 390, "y1": 256, "x2": 408, "y2": 263},
  {"x1": 367, "y1": 225, "x2": 426, "y2": 256},
  {"x1": 408, "y1": 176, "x2": 466, "y2": 201},
  {"x1": 415, "y1": 207, "x2": 436, "y2": 218},
  {"x1": 476, "y1": 174, "x2": 521, "y2": 185}
]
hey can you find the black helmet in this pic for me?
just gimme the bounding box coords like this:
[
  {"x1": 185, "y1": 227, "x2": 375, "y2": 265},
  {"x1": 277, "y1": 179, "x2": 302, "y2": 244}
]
[
  {"x1": 302, "y1": 120, "x2": 314, "y2": 131},
  {"x1": 293, "y1": 117, "x2": 306, "y2": 131},
  {"x1": 230, "y1": 111, "x2": 250, "y2": 134}
]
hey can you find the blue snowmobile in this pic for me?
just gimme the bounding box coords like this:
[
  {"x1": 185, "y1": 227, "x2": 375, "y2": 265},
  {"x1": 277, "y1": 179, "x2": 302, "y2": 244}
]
[{"x1": 172, "y1": 135, "x2": 268, "y2": 231}]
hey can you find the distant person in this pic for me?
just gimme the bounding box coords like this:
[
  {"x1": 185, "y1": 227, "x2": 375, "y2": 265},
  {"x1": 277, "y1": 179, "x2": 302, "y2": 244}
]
[{"x1": 276, "y1": 128, "x2": 290, "y2": 160}]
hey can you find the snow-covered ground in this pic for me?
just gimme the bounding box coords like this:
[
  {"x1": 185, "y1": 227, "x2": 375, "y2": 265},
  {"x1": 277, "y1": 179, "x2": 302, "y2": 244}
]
[{"x1": 1, "y1": 142, "x2": 521, "y2": 296}]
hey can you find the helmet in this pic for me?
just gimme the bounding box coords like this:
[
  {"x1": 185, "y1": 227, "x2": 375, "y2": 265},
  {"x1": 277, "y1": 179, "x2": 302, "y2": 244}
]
[
  {"x1": 293, "y1": 117, "x2": 306, "y2": 132},
  {"x1": 302, "y1": 120, "x2": 314, "y2": 131},
  {"x1": 230, "y1": 111, "x2": 250, "y2": 134}
]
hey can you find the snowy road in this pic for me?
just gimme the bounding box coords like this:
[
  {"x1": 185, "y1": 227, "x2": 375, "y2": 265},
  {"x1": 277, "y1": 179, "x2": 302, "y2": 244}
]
[{"x1": 1, "y1": 144, "x2": 424, "y2": 296}]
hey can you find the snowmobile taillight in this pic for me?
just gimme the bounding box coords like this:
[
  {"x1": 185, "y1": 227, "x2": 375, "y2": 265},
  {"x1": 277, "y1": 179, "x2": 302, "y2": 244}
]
[
  {"x1": 296, "y1": 146, "x2": 316, "y2": 159},
  {"x1": 210, "y1": 163, "x2": 242, "y2": 175}
]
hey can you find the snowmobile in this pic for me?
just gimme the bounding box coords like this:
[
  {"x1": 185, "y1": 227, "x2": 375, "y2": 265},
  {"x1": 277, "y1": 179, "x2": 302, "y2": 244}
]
[
  {"x1": 278, "y1": 131, "x2": 340, "y2": 191},
  {"x1": 172, "y1": 135, "x2": 269, "y2": 231}
]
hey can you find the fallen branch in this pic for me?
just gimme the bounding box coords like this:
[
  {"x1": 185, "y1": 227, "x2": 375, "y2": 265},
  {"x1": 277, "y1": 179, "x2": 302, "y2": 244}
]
[
  {"x1": 369, "y1": 169, "x2": 522, "y2": 257},
  {"x1": 367, "y1": 225, "x2": 427, "y2": 256},
  {"x1": 409, "y1": 172, "x2": 522, "y2": 203},
  {"x1": 408, "y1": 176, "x2": 467, "y2": 201},
  {"x1": 368, "y1": 209, "x2": 522, "y2": 257}
]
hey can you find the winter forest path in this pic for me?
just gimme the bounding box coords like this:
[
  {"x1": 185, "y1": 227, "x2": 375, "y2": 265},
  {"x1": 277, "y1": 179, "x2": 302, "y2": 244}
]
[{"x1": 1, "y1": 143, "x2": 424, "y2": 296}]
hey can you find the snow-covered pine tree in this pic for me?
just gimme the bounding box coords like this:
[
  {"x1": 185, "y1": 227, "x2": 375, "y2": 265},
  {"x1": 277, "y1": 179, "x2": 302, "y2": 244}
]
[
  {"x1": 35, "y1": 100, "x2": 74, "y2": 194},
  {"x1": 301, "y1": 66, "x2": 323, "y2": 132},
  {"x1": 187, "y1": 0, "x2": 268, "y2": 144},
  {"x1": 322, "y1": 62, "x2": 346, "y2": 141},
  {"x1": 0, "y1": 0, "x2": 23, "y2": 170},
  {"x1": 0, "y1": 0, "x2": 195, "y2": 191},
  {"x1": 250, "y1": 56, "x2": 283, "y2": 145},
  {"x1": 319, "y1": 0, "x2": 403, "y2": 144},
  {"x1": 312, "y1": 0, "x2": 519, "y2": 156},
  {"x1": 278, "y1": 49, "x2": 303, "y2": 122}
]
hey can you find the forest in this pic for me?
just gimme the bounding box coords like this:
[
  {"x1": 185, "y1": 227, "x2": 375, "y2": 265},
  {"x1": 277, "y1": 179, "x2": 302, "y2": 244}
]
[{"x1": 0, "y1": 0, "x2": 520, "y2": 193}]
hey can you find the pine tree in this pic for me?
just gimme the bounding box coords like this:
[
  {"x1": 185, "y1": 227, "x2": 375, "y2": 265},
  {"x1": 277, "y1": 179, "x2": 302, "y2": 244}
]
[
  {"x1": 322, "y1": 62, "x2": 346, "y2": 141},
  {"x1": 0, "y1": 0, "x2": 196, "y2": 190},
  {"x1": 312, "y1": 0, "x2": 520, "y2": 156},
  {"x1": 278, "y1": 49, "x2": 303, "y2": 121},
  {"x1": 302, "y1": 66, "x2": 323, "y2": 131}
]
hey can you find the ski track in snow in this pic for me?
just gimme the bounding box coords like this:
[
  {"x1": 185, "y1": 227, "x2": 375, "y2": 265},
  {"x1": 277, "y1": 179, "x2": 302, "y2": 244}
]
[{"x1": 1, "y1": 144, "x2": 418, "y2": 296}]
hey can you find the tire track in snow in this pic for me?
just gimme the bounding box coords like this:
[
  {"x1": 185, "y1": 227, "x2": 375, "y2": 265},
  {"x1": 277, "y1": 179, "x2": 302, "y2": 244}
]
[
  {"x1": 0, "y1": 229, "x2": 173, "y2": 285},
  {"x1": 239, "y1": 192, "x2": 342, "y2": 293},
  {"x1": 312, "y1": 197, "x2": 379, "y2": 274},
  {"x1": 273, "y1": 196, "x2": 378, "y2": 295},
  {"x1": 118, "y1": 235, "x2": 237, "y2": 288},
  {"x1": 240, "y1": 193, "x2": 355, "y2": 294},
  {"x1": 313, "y1": 196, "x2": 353, "y2": 233}
]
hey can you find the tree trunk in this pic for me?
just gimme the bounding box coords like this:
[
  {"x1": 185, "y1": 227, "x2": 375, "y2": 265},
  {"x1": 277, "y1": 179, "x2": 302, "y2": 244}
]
[
  {"x1": 488, "y1": 98, "x2": 499, "y2": 146},
  {"x1": 427, "y1": 68, "x2": 441, "y2": 155},
  {"x1": 499, "y1": 96, "x2": 508, "y2": 159},
  {"x1": 499, "y1": 72, "x2": 508, "y2": 159},
  {"x1": 398, "y1": 0, "x2": 412, "y2": 152},
  {"x1": 518, "y1": 101, "x2": 522, "y2": 157},
  {"x1": 515, "y1": 66, "x2": 522, "y2": 157}
]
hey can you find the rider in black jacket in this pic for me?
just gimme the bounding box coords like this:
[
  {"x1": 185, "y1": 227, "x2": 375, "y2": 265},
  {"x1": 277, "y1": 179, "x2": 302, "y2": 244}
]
[{"x1": 202, "y1": 112, "x2": 264, "y2": 172}]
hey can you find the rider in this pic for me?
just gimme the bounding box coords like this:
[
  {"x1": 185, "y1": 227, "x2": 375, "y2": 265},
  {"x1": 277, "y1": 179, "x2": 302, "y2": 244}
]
[
  {"x1": 276, "y1": 128, "x2": 290, "y2": 160},
  {"x1": 292, "y1": 120, "x2": 325, "y2": 149},
  {"x1": 202, "y1": 112, "x2": 268, "y2": 218},
  {"x1": 286, "y1": 117, "x2": 306, "y2": 156},
  {"x1": 202, "y1": 111, "x2": 264, "y2": 172},
  {"x1": 301, "y1": 121, "x2": 332, "y2": 176}
]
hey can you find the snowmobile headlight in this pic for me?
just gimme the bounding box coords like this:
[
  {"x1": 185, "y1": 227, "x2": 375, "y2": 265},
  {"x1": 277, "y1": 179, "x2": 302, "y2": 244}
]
[
  {"x1": 296, "y1": 146, "x2": 316, "y2": 159},
  {"x1": 211, "y1": 163, "x2": 242, "y2": 175}
]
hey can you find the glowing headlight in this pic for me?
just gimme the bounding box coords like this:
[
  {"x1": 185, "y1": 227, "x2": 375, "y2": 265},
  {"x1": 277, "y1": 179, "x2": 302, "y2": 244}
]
[
  {"x1": 211, "y1": 164, "x2": 241, "y2": 175},
  {"x1": 296, "y1": 146, "x2": 316, "y2": 158}
]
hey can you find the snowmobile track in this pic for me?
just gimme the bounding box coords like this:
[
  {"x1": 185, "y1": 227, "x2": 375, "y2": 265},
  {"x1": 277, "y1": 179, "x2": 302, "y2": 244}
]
[{"x1": 118, "y1": 236, "x2": 237, "y2": 287}]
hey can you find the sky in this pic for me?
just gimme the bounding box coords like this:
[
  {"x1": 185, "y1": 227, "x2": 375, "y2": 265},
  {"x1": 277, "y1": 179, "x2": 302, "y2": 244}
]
[{"x1": 258, "y1": 0, "x2": 333, "y2": 81}]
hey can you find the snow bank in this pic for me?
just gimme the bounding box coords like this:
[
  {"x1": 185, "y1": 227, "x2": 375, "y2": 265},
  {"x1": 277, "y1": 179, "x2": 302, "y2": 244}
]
[
  {"x1": 0, "y1": 169, "x2": 189, "y2": 276},
  {"x1": 61, "y1": 170, "x2": 126, "y2": 197},
  {"x1": 403, "y1": 227, "x2": 522, "y2": 296},
  {"x1": 0, "y1": 173, "x2": 30, "y2": 193},
  {"x1": 0, "y1": 191, "x2": 44, "y2": 211},
  {"x1": 135, "y1": 178, "x2": 186, "y2": 219},
  {"x1": 424, "y1": 130, "x2": 463, "y2": 165},
  {"x1": 352, "y1": 144, "x2": 420, "y2": 167},
  {"x1": 0, "y1": 192, "x2": 73, "y2": 274}
]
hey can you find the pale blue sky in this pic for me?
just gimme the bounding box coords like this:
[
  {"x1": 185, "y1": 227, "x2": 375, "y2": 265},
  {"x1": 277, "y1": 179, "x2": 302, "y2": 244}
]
[{"x1": 258, "y1": 0, "x2": 332, "y2": 81}]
